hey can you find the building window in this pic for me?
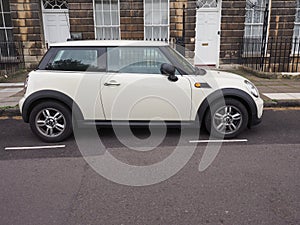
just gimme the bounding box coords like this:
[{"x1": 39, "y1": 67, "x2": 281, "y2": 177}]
[
  {"x1": 196, "y1": 0, "x2": 217, "y2": 8},
  {"x1": 244, "y1": 0, "x2": 268, "y2": 40},
  {"x1": 0, "y1": 0, "x2": 13, "y2": 43},
  {"x1": 293, "y1": 0, "x2": 300, "y2": 53},
  {"x1": 94, "y1": 0, "x2": 120, "y2": 40},
  {"x1": 0, "y1": 0, "x2": 15, "y2": 58},
  {"x1": 42, "y1": 0, "x2": 68, "y2": 9},
  {"x1": 144, "y1": 0, "x2": 169, "y2": 41},
  {"x1": 244, "y1": 0, "x2": 269, "y2": 53}
]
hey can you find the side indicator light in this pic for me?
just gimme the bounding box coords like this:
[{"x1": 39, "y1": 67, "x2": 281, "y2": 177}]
[{"x1": 194, "y1": 83, "x2": 201, "y2": 88}]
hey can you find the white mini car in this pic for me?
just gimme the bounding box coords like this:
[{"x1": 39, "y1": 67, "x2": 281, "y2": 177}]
[{"x1": 19, "y1": 40, "x2": 263, "y2": 142}]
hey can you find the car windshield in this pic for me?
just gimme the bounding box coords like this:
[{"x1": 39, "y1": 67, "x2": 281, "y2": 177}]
[{"x1": 163, "y1": 46, "x2": 206, "y2": 75}]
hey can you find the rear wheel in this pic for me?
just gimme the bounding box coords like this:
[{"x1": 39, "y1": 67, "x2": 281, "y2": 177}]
[
  {"x1": 204, "y1": 98, "x2": 248, "y2": 138},
  {"x1": 29, "y1": 101, "x2": 73, "y2": 142}
]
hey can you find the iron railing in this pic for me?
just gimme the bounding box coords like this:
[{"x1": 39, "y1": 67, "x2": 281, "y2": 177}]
[
  {"x1": 0, "y1": 42, "x2": 25, "y2": 73},
  {"x1": 240, "y1": 37, "x2": 300, "y2": 73}
]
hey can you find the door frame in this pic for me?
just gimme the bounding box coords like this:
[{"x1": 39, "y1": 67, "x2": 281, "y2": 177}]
[
  {"x1": 195, "y1": 0, "x2": 222, "y2": 68},
  {"x1": 41, "y1": 1, "x2": 70, "y2": 47}
]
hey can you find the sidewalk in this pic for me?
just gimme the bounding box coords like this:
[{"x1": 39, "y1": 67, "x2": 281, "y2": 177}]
[
  {"x1": 0, "y1": 73, "x2": 300, "y2": 117},
  {"x1": 0, "y1": 83, "x2": 23, "y2": 108}
]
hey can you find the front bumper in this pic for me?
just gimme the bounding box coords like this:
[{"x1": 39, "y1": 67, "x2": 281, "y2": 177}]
[
  {"x1": 18, "y1": 97, "x2": 25, "y2": 114},
  {"x1": 249, "y1": 97, "x2": 264, "y2": 127}
]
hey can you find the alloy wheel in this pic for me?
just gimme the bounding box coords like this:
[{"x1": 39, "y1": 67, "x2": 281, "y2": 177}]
[{"x1": 35, "y1": 108, "x2": 66, "y2": 138}]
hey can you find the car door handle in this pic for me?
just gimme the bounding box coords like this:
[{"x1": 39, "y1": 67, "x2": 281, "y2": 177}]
[{"x1": 104, "y1": 82, "x2": 121, "y2": 86}]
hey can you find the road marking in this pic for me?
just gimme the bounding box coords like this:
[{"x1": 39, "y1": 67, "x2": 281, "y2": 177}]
[
  {"x1": 4, "y1": 145, "x2": 66, "y2": 151},
  {"x1": 189, "y1": 139, "x2": 248, "y2": 143}
]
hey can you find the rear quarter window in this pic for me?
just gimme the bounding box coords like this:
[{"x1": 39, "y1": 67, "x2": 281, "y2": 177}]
[{"x1": 39, "y1": 47, "x2": 106, "y2": 72}]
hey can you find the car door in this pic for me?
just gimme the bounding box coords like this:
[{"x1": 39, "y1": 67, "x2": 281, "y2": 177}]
[
  {"x1": 101, "y1": 46, "x2": 192, "y2": 121},
  {"x1": 41, "y1": 46, "x2": 107, "y2": 120}
]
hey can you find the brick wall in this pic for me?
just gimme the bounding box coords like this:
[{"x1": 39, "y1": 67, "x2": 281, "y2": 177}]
[
  {"x1": 269, "y1": 0, "x2": 296, "y2": 39},
  {"x1": 69, "y1": 0, "x2": 95, "y2": 40},
  {"x1": 267, "y1": 0, "x2": 296, "y2": 72},
  {"x1": 120, "y1": 0, "x2": 144, "y2": 40},
  {"x1": 170, "y1": 0, "x2": 196, "y2": 58},
  {"x1": 219, "y1": 0, "x2": 246, "y2": 64},
  {"x1": 9, "y1": 0, "x2": 45, "y2": 69}
]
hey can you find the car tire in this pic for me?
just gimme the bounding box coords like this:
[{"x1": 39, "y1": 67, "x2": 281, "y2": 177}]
[
  {"x1": 29, "y1": 101, "x2": 73, "y2": 142},
  {"x1": 204, "y1": 98, "x2": 249, "y2": 138}
]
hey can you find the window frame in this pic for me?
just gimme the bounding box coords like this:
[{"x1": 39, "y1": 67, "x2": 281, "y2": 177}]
[
  {"x1": 243, "y1": 0, "x2": 270, "y2": 55},
  {"x1": 144, "y1": 0, "x2": 170, "y2": 42},
  {"x1": 42, "y1": 0, "x2": 69, "y2": 10},
  {"x1": 292, "y1": 0, "x2": 300, "y2": 53},
  {"x1": 93, "y1": 0, "x2": 121, "y2": 40},
  {"x1": 0, "y1": 0, "x2": 14, "y2": 57},
  {"x1": 38, "y1": 47, "x2": 107, "y2": 72},
  {"x1": 196, "y1": 0, "x2": 218, "y2": 8},
  {"x1": 244, "y1": 0, "x2": 269, "y2": 39}
]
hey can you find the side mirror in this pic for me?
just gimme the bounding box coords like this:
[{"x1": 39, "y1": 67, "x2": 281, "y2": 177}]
[{"x1": 160, "y1": 63, "x2": 178, "y2": 82}]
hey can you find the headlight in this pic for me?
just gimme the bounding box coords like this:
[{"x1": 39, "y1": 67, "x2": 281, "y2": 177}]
[{"x1": 244, "y1": 80, "x2": 259, "y2": 98}]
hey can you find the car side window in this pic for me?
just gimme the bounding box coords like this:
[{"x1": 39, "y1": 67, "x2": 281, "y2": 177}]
[
  {"x1": 107, "y1": 47, "x2": 174, "y2": 74},
  {"x1": 45, "y1": 48, "x2": 106, "y2": 72}
]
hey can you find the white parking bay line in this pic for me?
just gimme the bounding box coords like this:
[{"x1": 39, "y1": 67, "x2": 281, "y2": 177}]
[
  {"x1": 189, "y1": 139, "x2": 248, "y2": 143},
  {"x1": 4, "y1": 145, "x2": 66, "y2": 151}
]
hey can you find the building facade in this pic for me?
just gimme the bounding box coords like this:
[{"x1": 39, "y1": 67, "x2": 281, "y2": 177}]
[{"x1": 1, "y1": 0, "x2": 299, "y2": 72}]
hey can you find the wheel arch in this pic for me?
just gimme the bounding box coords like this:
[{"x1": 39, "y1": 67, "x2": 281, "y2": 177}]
[
  {"x1": 197, "y1": 88, "x2": 258, "y2": 127},
  {"x1": 22, "y1": 90, "x2": 84, "y2": 123}
]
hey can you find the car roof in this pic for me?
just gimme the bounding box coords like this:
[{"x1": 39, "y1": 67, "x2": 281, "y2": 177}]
[{"x1": 50, "y1": 40, "x2": 169, "y2": 47}]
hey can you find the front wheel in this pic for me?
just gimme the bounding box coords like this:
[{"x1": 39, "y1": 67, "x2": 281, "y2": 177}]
[
  {"x1": 29, "y1": 101, "x2": 73, "y2": 142},
  {"x1": 204, "y1": 98, "x2": 249, "y2": 138}
]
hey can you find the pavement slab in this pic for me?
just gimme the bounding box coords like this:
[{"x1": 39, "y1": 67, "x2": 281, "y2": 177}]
[
  {"x1": 263, "y1": 93, "x2": 300, "y2": 100},
  {"x1": 0, "y1": 83, "x2": 23, "y2": 87}
]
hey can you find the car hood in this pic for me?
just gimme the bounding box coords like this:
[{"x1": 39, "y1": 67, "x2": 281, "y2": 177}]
[
  {"x1": 205, "y1": 70, "x2": 245, "y2": 80},
  {"x1": 187, "y1": 70, "x2": 248, "y2": 91}
]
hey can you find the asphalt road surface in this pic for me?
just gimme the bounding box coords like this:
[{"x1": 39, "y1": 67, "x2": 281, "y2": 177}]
[{"x1": 0, "y1": 108, "x2": 299, "y2": 225}]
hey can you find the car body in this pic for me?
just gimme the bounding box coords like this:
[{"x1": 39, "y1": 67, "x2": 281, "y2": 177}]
[{"x1": 19, "y1": 40, "x2": 263, "y2": 142}]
